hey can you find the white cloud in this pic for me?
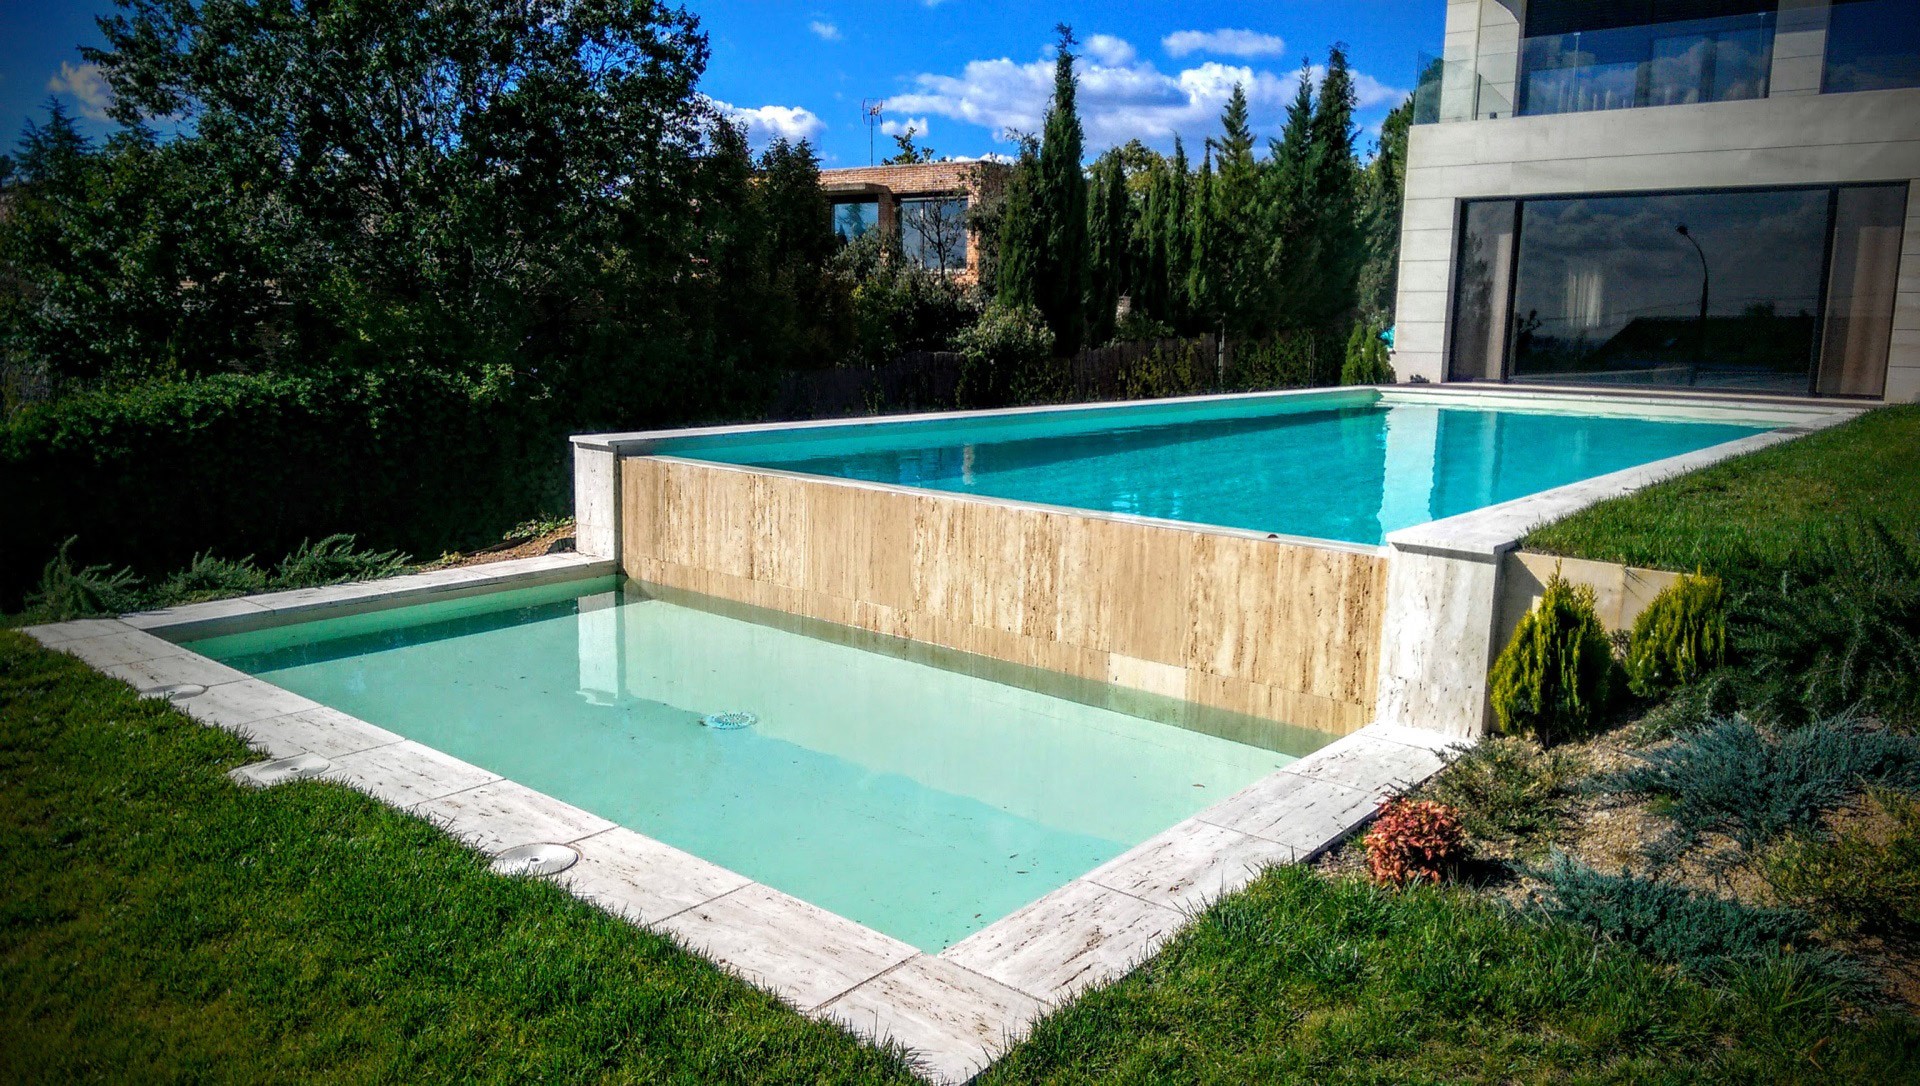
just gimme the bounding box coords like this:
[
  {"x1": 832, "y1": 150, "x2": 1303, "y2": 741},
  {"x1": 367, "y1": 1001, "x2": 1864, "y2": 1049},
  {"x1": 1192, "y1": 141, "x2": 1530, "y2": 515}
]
[
  {"x1": 711, "y1": 99, "x2": 826, "y2": 145},
  {"x1": 46, "y1": 61, "x2": 112, "y2": 121},
  {"x1": 880, "y1": 115, "x2": 931, "y2": 137},
  {"x1": 1162, "y1": 29, "x2": 1286, "y2": 59},
  {"x1": 808, "y1": 20, "x2": 841, "y2": 41},
  {"x1": 885, "y1": 44, "x2": 1405, "y2": 154},
  {"x1": 1083, "y1": 34, "x2": 1136, "y2": 67}
]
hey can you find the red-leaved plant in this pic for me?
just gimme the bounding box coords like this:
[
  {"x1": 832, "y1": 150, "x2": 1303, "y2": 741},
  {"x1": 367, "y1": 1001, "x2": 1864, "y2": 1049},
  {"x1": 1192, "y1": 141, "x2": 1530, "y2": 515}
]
[{"x1": 1363, "y1": 799, "x2": 1465, "y2": 886}]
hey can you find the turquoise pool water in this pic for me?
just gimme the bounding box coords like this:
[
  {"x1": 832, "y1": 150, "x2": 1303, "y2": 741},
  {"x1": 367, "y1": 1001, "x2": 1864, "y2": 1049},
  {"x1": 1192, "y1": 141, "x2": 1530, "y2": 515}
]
[
  {"x1": 192, "y1": 579, "x2": 1330, "y2": 951},
  {"x1": 668, "y1": 398, "x2": 1771, "y2": 544}
]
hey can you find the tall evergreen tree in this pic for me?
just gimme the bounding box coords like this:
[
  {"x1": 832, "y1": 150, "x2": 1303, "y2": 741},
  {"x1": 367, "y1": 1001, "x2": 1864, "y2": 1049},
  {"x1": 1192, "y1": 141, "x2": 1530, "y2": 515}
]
[
  {"x1": 994, "y1": 139, "x2": 1043, "y2": 309},
  {"x1": 1085, "y1": 149, "x2": 1129, "y2": 346},
  {"x1": 1265, "y1": 62, "x2": 1320, "y2": 333},
  {"x1": 1164, "y1": 137, "x2": 1194, "y2": 333},
  {"x1": 1205, "y1": 85, "x2": 1268, "y2": 336},
  {"x1": 1130, "y1": 153, "x2": 1172, "y2": 325},
  {"x1": 1186, "y1": 147, "x2": 1217, "y2": 333},
  {"x1": 1031, "y1": 24, "x2": 1089, "y2": 353},
  {"x1": 1306, "y1": 45, "x2": 1364, "y2": 331},
  {"x1": 1358, "y1": 96, "x2": 1413, "y2": 319}
]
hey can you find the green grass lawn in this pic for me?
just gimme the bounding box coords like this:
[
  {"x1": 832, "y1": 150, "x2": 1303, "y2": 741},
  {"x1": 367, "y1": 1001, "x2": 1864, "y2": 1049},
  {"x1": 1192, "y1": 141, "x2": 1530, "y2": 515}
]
[
  {"x1": 1524, "y1": 405, "x2": 1920, "y2": 582},
  {"x1": 7, "y1": 631, "x2": 1917, "y2": 1084}
]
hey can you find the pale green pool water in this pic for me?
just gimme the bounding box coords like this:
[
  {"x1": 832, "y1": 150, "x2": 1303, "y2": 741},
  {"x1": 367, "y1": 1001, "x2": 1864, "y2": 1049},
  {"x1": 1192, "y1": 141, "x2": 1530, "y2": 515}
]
[{"x1": 192, "y1": 578, "x2": 1331, "y2": 951}]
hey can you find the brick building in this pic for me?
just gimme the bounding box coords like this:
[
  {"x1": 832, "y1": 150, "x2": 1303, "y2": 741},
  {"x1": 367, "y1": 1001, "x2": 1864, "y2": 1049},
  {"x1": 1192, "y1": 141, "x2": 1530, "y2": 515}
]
[{"x1": 819, "y1": 161, "x2": 1009, "y2": 284}]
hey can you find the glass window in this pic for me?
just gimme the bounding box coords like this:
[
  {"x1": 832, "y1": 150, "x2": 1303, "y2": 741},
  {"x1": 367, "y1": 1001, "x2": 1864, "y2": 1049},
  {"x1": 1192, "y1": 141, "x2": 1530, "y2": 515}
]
[
  {"x1": 1448, "y1": 200, "x2": 1517, "y2": 382},
  {"x1": 1518, "y1": 0, "x2": 1775, "y2": 116},
  {"x1": 832, "y1": 199, "x2": 879, "y2": 242},
  {"x1": 1506, "y1": 188, "x2": 1829, "y2": 394},
  {"x1": 1818, "y1": 184, "x2": 1909, "y2": 397},
  {"x1": 1824, "y1": 0, "x2": 1920, "y2": 93},
  {"x1": 898, "y1": 197, "x2": 970, "y2": 272}
]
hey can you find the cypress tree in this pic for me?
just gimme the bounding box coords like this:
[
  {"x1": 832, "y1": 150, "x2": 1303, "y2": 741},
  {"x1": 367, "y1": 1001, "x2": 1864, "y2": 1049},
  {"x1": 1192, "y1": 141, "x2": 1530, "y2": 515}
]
[
  {"x1": 1210, "y1": 84, "x2": 1267, "y2": 336},
  {"x1": 1307, "y1": 45, "x2": 1363, "y2": 331},
  {"x1": 1186, "y1": 147, "x2": 1217, "y2": 334},
  {"x1": 1358, "y1": 96, "x2": 1414, "y2": 319},
  {"x1": 1130, "y1": 153, "x2": 1171, "y2": 325},
  {"x1": 1031, "y1": 24, "x2": 1089, "y2": 354},
  {"x1": 995, "y1": 138, "x2": 1043, "y2": 309},
  {"x1": 1165, "y1": 137, "x2": 1194, "y2": 332},
  {"x1": 1266, "y1": 62, "x2": 1320, "y2": 333},
  {"x1": 1085, "y1": 149, "x2": 1129, "y2": 346}
]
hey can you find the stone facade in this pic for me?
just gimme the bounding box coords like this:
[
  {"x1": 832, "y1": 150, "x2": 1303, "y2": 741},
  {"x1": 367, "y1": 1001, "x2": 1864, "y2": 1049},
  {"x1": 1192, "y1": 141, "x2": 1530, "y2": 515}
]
[{"x1": 1397, "y1": 0, "x2": 1920, "y2": 403}]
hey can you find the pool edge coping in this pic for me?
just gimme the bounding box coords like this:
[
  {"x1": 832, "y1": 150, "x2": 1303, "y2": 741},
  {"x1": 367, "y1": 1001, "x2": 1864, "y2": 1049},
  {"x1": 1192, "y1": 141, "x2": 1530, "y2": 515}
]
[{"x1": 21, "y1": 554, "x2": 1452, "y2": 1086}]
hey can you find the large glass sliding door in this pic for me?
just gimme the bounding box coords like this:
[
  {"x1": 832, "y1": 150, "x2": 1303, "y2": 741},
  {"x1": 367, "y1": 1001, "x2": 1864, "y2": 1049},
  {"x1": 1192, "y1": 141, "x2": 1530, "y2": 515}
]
[{"x1": 1447, "y1": 183, "x2": 1909, "y2": 397}]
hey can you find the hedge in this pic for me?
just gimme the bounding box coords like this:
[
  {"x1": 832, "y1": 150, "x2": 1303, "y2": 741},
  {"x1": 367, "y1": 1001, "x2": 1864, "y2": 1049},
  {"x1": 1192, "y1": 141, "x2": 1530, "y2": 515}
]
[{"x1": 1, "y1": 370, "x2": 570, "y2": 609}]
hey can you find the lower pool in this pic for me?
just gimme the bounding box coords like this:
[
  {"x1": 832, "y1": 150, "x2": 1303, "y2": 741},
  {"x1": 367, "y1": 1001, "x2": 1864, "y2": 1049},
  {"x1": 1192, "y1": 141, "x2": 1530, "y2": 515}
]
[{"x1": 190, "y1": 578, "x2": 1333, "y2": 951}]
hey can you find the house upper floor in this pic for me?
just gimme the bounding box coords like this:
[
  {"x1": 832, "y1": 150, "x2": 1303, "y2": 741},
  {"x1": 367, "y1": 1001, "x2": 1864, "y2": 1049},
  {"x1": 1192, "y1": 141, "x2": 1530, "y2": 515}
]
[{"x1": 1417, "y1": 0, "x2": 1919, "y2": 124}]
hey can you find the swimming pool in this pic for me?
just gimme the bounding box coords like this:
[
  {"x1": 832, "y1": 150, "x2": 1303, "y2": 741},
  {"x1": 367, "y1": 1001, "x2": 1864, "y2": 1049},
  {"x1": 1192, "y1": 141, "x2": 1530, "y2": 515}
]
[
  {"x1": 656, "y1": 395, "x2": 1772, "y2": 545},
  {"x1": 190, "y1": 577, "x2": 1335, "y2": 951}
]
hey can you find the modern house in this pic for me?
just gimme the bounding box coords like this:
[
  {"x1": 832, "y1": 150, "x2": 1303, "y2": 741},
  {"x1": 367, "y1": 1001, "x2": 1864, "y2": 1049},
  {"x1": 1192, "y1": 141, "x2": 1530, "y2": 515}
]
[
  {"x1": 818, "y1": 161, "x2": 1006, "y2": 283},
  {"x1": 1393, "y1": 0, "x2": 1920, "y2": 402}
]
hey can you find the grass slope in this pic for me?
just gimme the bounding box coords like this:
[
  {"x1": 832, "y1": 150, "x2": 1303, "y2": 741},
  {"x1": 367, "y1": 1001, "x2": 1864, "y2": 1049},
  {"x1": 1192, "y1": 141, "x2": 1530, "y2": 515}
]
[
  {"x1": 0, "y1": 633, "x2": 916, "y2": 1085},
  {"x1": 1524, "y1": 405, "x2": 1920, "y2": 581}
]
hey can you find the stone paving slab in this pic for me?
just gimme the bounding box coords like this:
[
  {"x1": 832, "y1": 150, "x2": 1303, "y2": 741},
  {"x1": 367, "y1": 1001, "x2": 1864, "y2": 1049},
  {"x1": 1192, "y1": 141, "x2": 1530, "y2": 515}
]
[
  {"x1": 941, "y1": 879, "x2": 1183, "y2": 1004},
  {"x1": 412, "y1": 779, "x2": 616, "y2": 854},
  {"x1": 659, "y1": 883, "x2": 919, "y2": 1012},
  {"x1": 53, "y1": 629, "x2": 188, "y2": 669},
  {"x1": 121, "y1": 597, "x2": 271, "y2": 632},
  {"x1": 818, "y1": 955, "x2": 1044, "y2": 1086},
  {"x1": 1282, "y1": 730, "x2": 1451, "y2": 801},
  {"x1": 179, "y1": 678, "x2": 326, "y2": 736},
  {"x1": 1195, "y1": 771, "x2": 1382, "y2": 856},
  {"x1": 1083, "y1": 817, "x2": 1300, "y2": 913},
  {"x1": 100, "y1": 652, "x2": 252, "y2": 693},
  {"x1": 325, "y1": 741, "x2": 502, "y2": 807},
  {"x1": 563, "y1": 827, "x2": 752, "y2": 926},
  {"x1": 22, "y1": 618, "x2": 136, "y2": 645},
  {"x1": 240, "y1": 707, "x2": 403, "y2": 761}
]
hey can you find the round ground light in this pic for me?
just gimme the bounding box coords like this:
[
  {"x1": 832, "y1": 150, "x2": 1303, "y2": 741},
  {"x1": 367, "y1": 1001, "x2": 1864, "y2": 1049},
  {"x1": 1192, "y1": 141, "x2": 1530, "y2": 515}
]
[
  {"x1": 235, "y1": 752, "x2": 332, "y2": 788},
  {"x1": 491, "y1": 842, "x2": 580, "y2": 877},
  {"x1": 141, "y1": 682, "x2": 207, "y2": 701},
  {"x1": 702, "y1": 710, "x2": 758, "y2": 730}
]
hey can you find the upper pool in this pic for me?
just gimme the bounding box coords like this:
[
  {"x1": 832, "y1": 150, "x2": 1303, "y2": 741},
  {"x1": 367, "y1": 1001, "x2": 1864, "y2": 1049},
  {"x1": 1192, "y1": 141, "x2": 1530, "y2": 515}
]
[{"x1": 660, "y1": 395, "x2": 1773, "y2": 545}]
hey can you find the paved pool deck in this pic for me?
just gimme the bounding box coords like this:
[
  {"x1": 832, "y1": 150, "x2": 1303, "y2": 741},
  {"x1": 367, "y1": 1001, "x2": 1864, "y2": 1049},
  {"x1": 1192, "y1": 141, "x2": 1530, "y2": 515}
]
[{"x1": 26, "y1": 553, "x2": 1452, "y2": 1084}]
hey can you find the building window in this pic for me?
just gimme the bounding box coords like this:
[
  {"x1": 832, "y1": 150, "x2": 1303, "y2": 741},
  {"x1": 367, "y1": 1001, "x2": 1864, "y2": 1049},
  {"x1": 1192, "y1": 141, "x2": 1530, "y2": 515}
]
[
  {"x1": 898, "y1": 197, "x2": 970, "y2": 273},
  {"x1": 1517, "y1": 0, "x2": 1775, "y2": 116},
  {"x1": 1449, "y1": 184, "x2": 1909, "y2": 397},
  {"x1": 832, "y1": 199, "x2": 880, "y2": 242},
  {"x1": 1824, "y1": 0, "x2": 1920, "y2": 93}
]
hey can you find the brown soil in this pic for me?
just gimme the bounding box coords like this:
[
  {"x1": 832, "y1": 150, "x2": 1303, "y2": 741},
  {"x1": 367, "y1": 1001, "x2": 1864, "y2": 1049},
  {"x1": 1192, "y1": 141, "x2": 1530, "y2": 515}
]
[{"x1": 420, "y1": 523, "x2": 577, "y2": 570}]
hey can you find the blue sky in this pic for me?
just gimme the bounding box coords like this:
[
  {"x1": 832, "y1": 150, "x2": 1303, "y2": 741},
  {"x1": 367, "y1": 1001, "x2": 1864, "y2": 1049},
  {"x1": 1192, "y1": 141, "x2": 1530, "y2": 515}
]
[{"x1": 3, "y1": 1, "x2": 1444, "y2": 165}]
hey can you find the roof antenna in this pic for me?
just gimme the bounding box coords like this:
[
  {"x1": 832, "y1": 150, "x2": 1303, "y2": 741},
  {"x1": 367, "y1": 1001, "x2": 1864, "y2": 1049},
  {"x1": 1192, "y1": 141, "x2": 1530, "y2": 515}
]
[{"x1": 861, "y1": 98, "x2": 885, "y2": 164}]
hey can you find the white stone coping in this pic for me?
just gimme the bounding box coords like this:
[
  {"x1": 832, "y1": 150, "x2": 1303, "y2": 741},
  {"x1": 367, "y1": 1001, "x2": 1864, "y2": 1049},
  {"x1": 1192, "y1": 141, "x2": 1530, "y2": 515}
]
[
  {"x1": 18, "y1": 564, "x2": 1458, "y2": 1085},
  {"x1": 119, "y1": 553, "x2": 618, "y2": 640},
  {"x1": 1386, "y1": 404, "x2": 1862, "y2": 560}
]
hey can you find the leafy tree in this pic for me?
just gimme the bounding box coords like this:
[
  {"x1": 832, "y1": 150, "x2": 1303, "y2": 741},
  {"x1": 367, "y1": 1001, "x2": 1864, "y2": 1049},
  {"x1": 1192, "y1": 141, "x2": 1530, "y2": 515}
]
[
  {"x1": 1085, "y1": 149, "x2": 1130, "y2": 346},
  {"x1": 884, "y1": 125, "x2": 937, "y2": 164},
  {"x1": 1031, "y1": 24, "x2": 1089, "y2": 354}
]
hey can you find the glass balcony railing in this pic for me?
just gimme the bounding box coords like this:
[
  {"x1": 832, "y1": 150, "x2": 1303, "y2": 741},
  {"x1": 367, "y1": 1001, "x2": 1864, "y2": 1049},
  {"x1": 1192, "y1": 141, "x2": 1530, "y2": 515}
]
[
  {"x1": 1824, "y1": 0, "x2": 1920, "y2": 94},
  {"x1": 1517, "y1": 11, "x2": 1776, "y2": 116},
  {"x1": 1410, "y1": 53, "x2": 1512, "y2": 125}
]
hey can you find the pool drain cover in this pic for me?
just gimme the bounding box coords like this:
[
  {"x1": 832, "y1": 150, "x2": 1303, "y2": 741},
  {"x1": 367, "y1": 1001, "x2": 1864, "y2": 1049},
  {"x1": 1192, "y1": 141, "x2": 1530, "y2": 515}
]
[
  {"x1": 229, "y1": 752, "x2": 332, "y2": 789},
  {"x1": 140, "y1": 682, "x2": 206, "y2": 702},
  {"x1": 702, "y1": 710, "x2": 758, "y2": 730},
  {"x1": 491, "y1": 843, "x2": 579, "y2": 877}
]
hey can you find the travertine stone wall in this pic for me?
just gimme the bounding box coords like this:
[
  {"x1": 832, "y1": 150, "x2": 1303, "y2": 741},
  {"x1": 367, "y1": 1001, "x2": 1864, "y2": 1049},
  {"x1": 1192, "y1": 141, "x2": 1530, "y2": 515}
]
[{"x1": 619, "y1": 457, "x2": 1389, "y2": 736}]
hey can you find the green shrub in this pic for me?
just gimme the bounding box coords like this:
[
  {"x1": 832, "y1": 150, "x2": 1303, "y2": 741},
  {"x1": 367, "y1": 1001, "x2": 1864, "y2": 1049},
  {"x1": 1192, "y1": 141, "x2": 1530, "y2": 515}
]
[
  {"x1": 953, "y1": 302, "x2": 1057, "y2": 408},
  {"x1": 1424, "y1": 737, "x2": 1582, "y2": 855},
  {"x1": 1489, "y1": 571, "x2": 1614, "y2": 744},
  {"x1": 1227, "y1": 329, "x2": 1318, "y2": 390},
  {"x1": 1119, "y1": 339, "x2": 1208, "y2": 400},
  {"x1": 1598, "y1": 716, "x2": 1920, "y2": 852},
  {"x1": 1362, "y1": 798, "x2": 1465, "y2": 885},
  {"x1": 24, "y1": 538, "x2": 144, "y2": 621},
  {"x1": 0, "y1": 369, "x2": 567, "y2": 610},
  {"x1": 1534, "y1": 856, "x2": 1859, "y2": 987},
  {"x1": 1733, "y1": 521, "x2": 1920, "y2": 728},
  {"x1": 1624, "y1": 573, "x2": 1727, "y2": 699},
  {"x1": 1110, "y1": 311, "x2": 1174, "y2": 343},
  {"x1": 156, "y1": 551, "x2": 269, "y2": 604},
  {"x1": 1762, "y1": 789, "x2": 1920, "y2": 936},
  {"x1": 271, "y1": 534, "x2": 411, "y2": 589},
  {"x1": 1339, "y1": 319, "x2": 1395, "y2": 385}
]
